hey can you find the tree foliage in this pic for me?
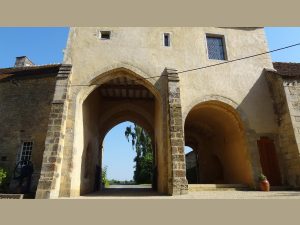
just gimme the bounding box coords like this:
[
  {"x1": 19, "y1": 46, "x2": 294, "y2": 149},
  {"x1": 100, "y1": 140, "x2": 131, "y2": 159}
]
[
  {"x1": 0, "y1": 167, "x2": 7, "y2": 186},
  {"x1": 125, "y1": 124, "x2": 153, "y2": 184},
  {"x1": 102, "y1": 166, "x2": 109, "y2": 187}
]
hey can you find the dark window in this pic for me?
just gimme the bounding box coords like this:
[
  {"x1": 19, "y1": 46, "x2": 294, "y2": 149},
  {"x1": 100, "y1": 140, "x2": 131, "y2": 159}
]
[
  {"x1": 17, "y1": 141, "x2": 33, "y2": 166},
  {"x1": 100, "y1": 31, "x2": 111, "y2": 40},
  {"x1": 1, "y1": 156, "x2": 7, "y2": 161},
  {"x1": 206, "y1": 35, "x2": 226, "y2": 60},
  {"x1": 164, "y1": 33, "x2": 170, "y2": 47}
]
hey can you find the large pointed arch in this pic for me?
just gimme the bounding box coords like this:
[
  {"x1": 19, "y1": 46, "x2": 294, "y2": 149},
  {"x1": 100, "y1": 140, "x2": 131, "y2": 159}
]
[{"x1": 67, "y1": 65, "x2": 167, "y2": 196}]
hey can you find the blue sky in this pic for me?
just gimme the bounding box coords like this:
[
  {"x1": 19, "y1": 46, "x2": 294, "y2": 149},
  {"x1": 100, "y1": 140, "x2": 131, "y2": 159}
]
[{"x1": 1, "y1": 27, "x2": 299, "y2": 180}]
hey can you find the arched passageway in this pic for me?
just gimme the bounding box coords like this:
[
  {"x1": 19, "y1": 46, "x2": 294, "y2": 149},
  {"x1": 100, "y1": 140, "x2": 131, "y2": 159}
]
[
  {"x1": 70, "y1": 71, "x2": 166, "y2": 196},
  {"x1": 184, "y1": 101, "x2": 253, "y2": 186},
  {"x1": 185, "y1": 146, "x2": 198, "y2": 184}
]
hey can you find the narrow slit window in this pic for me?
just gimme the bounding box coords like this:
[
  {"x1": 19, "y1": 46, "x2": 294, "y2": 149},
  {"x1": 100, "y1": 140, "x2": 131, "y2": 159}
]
[
  {"x1": 100, "y1": 31, "x2": 111, "y2": 40},
  {"x1": 164, "y1": 33, "x2": 170, "y2": 47},
  {"x1": 206, "y1": 35, "x2": 226, "y2": 60}
]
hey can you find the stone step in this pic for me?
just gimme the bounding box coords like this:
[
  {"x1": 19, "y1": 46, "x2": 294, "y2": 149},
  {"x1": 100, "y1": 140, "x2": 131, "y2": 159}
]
[{"x1": 188, "y1": 184, "x2": 249, "y2": 191}]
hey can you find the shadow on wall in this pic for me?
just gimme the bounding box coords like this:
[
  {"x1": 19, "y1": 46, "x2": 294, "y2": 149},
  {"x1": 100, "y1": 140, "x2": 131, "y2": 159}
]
[
  {"x1": 237, "y1": 70, "x2": 284, "y2": 186},
  {"x1": 183, "y1": 70, "x2": 281, "y2": 187}
]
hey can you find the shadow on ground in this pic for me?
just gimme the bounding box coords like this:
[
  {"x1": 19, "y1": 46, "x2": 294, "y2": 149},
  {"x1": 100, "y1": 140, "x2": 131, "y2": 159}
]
[{"x1": 84, "y1": 184, "x2": 165, "y2": 197}]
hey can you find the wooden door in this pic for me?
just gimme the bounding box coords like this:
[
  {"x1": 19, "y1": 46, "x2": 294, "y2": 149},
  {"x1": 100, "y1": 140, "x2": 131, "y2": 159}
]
[{"x1": 257, "y1": 137, "x2": 282, "y2": 186}]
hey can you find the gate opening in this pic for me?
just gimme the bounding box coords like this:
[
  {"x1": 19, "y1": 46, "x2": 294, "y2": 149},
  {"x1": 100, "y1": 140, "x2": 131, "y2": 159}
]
[
  {"x1": 72, "y1": 72, "x2": 167, "y2": 196},
  {"x1": 184, "y1": 101, "x2": 253, "y2": 186}
]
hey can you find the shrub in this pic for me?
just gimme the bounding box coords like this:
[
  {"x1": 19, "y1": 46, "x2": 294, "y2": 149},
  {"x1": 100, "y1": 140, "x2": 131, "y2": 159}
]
[{"x1": 0, "y1": 168, "x2": 7, "y2": 186}]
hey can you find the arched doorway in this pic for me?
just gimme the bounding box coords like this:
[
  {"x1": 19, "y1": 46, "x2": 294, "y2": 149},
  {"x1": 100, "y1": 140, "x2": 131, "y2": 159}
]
[
  {"x1": 185, "y1": 146, "x2": 198, "y2": 184},
  {"x1": 184, "y1": 100, "x2": 253, "y2": 186},
  {"x1": 70, "y1": 71, "x2": 166, "y2": 196},
  {"x1": 89, "y1": 121, "x2": 155, "y2": 195}
]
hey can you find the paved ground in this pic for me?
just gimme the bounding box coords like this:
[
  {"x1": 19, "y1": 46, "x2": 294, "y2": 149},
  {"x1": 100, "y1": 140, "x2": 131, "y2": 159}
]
[
  {"x1": 72, "y1": 191, "x2": 300, "y2": 199},
  {"x1": 63, "y1": 185, "x2": 300, "y2": 199},
  {"x1": 105, "y1": 184, "x2": 152, "y2": 189}
]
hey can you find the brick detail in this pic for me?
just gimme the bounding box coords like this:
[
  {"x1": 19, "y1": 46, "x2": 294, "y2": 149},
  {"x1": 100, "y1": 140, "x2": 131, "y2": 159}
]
[{"x1": 165, "y1": 68, "x2": 188, "y2": 195}]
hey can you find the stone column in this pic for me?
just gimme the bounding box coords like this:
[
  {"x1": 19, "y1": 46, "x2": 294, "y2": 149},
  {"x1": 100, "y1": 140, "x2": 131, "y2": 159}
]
[
  {"x1": 165, "y1": 68, "x2": 188, "y2": 195},
  {"x1": 35, "y1": 64, "x2": 72, "y2": 199}
]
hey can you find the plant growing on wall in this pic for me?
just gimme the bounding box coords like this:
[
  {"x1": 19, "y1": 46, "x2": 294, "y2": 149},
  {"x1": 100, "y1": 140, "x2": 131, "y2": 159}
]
[{"x1": 125, "y1": 124, "x2": 153, "y2": 184}]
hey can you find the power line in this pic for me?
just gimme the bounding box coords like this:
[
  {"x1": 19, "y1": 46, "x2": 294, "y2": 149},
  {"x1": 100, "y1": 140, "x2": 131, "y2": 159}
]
[
  {"x1": 7, "y1": 42, "x2": 300, "y2": 87},
  {"x1": 177, "y1": 42, "x2": 300, "y2": 74},
  {"x1": 66, "y1": 42, "x2": 300, "y2": 86}
]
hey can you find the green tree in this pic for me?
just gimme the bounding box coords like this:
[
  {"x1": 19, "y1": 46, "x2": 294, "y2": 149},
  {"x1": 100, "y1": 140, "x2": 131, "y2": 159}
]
[
  {"x1": 125, "y1": 124, "x2": 153, "y2": 184},
  {"x1": 102, "y1": 166, "x2": 109, "y2": 187}
]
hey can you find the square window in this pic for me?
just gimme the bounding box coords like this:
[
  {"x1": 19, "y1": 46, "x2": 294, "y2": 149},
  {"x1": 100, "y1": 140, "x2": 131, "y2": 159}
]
[
  {"x1": 206, "y1": 35, "x2": 226, "y2": 60},
  {"x1": 164, "y1": 33, "x2": 170, "y2": 47},
  {"x1": 100, "y1": 31, "x2": 111, "y2": 40}
]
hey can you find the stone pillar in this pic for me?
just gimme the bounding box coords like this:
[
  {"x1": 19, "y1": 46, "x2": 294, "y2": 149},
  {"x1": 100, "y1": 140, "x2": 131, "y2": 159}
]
[
  {"x1": 165, "y1": 68, "x2": 188, "y2": 195},
  {"x1": 282, "y1": 78, "x2": 300, "y2": 186},
  {"x1": 35, "y1": 64, "x2": 72, "y2": 199},
  {"x1": 266, "y1": 70, "x2": 300, "y2": 187}
]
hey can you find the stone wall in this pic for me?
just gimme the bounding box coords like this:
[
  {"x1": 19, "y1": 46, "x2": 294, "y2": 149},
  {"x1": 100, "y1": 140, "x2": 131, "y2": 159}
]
[
  {"x1": 266, "y1": 66, "x2": 300, "y2": 187},
  {"x1": 165, "y1": 68, "x2": 188, "y2": 195},
  {"x1": 35, "y1": 65, "x2": 72, "y2": 199},
  {"x1": 0, "y1": 67, "x2": 59, "y2": 193}
]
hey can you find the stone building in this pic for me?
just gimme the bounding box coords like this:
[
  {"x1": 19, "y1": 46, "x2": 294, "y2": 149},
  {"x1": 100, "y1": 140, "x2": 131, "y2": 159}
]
[
  {"x1": 0, "y1": 27, "x2": 300, "y2": 198},
  {"x1": 0, "y1": 59, "x2": 71, "y2": 193}
]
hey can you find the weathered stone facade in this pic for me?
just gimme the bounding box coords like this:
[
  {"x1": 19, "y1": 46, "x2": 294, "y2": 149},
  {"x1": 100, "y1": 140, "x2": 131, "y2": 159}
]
[
  {"x1": 165, "y1": 68, "x2": 188, "y2": 195},
  {"x1": 35, "y1": 65, "x2": 72, "y2": 199},
  {"x1": 265, "y1": 63, "x2": 300, "y2": 187},
  {"x1": 1, "y1": 28, "x2": 300, "y2": 198},
  {"x1": 0, "y1": 63, "x2": 64, "y2": 192}
]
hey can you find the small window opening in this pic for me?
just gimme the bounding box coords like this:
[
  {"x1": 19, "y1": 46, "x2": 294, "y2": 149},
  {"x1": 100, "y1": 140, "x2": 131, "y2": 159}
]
[
  {"x1": 17, "y1": 141, "x2": 33, "y2": 166},
  {"x1": 100, "y1": 31, "x2": 111, "y2": 40},
  {"x1": 164, "y1": 33, "x2": 170, "y2": 47}
]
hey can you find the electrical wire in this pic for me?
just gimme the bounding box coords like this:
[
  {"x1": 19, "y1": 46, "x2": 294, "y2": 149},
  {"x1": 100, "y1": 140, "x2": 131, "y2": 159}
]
[
  {"x1": 67, "y1": 42, "x2": 300, "y2": 86},
  {"x1": 6, "y1": 42, "x2": 300, "y2": 87},
  {"x1": 177, "y1": 42, "x2": 300, "y2": 74}
]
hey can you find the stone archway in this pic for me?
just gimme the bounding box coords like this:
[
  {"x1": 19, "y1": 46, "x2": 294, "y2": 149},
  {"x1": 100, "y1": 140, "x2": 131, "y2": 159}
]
[
  {"x1": 68, "y1": 70, "x2": 168, "y2": 197},
  {"x1": 36, "y1": 66, "x2": 188, "y2": 198},
  {"x1": 184, "y1": 100, "x2": 257, "y2": 186}
]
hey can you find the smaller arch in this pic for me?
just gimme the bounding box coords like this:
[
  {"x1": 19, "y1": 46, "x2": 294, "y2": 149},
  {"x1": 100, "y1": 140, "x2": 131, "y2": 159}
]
[
  {"x1": 98, "y1": 102, "x2": 154, "y2": 132},
  {"x1": 98, "y1": 111, "x2": 154, "y2": 145},
  {"x1": 184, "y1": 134, "x2": 199, "y2": 152},
  {"x1": 183, "y1": 95, "x2": 251, "y2": 131},
  {"x1": 184, "y1": 99, "x2": 256, "y2": 186}
]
